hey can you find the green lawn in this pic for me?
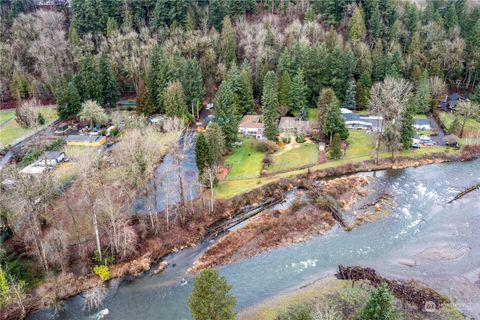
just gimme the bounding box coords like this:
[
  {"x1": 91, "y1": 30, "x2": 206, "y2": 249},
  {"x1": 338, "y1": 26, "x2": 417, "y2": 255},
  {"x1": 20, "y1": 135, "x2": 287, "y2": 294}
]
[
  {"x1": 439, "y1": 112, "x2": 480, "y2": 134},
  {"x1": 0, "y1": 107, "x2": 57, "y2": 148},
  {"x1": 346, "y1": 129, "x2": 374, "y2": 159},
  {"x1": 266, "y1": 142, "x2": 318, "y2": 174},
  {"x1": 225, "y1": 138, "x2": 264, "y2": 180},
  {"x1": 414, "y1": 114, "x2": 428, "y2": 119},
  {"x1": 0, "y1": 111, "x2": 15, "y2": 125},
  {"x1": 307, "y1": 108, "x2": 318, "y2": 121}
]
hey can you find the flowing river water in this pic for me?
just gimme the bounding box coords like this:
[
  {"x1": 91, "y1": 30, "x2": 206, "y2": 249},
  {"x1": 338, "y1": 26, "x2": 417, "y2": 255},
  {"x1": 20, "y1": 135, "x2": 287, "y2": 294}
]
[{"x1": 31, "y1": 160, "x2": 480, "y2": 320}]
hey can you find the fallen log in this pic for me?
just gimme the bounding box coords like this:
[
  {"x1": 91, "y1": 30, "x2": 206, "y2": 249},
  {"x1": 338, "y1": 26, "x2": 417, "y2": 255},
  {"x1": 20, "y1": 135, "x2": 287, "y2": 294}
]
[
  {"x1": 448, "y1": 183, "x2": 480, "y2": 204},
  {"x1": 335, "y1": 265, "x2": 448, "y2": 310}
]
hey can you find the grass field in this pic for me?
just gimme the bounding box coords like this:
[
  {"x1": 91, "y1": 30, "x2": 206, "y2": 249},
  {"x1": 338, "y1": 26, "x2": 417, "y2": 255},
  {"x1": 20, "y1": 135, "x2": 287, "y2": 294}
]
[
  {"x1": 0, "y1": 111, "x2": 15, "y2": 125},
  {"x1": 345, "y1": 129, "x2": 374, "y2": 159},
  {"x1": 439, "y1": 112, "x2": 480, "y2": 135},
  {"x1": 266, "y1": 142, "x2": 318, "y2": 174},
  {"x1": 225, "y1": 138, "x2": 264, "y2": 180},
  {"x1": 0, "y1": 107, "x2": 57, "y2": 148}
]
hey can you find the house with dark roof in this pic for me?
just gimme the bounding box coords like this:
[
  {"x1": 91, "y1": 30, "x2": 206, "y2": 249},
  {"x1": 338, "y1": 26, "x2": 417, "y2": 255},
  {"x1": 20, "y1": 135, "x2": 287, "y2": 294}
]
[
  {"x1": 439, "y1": 93, "x2": 465, "y2": 111},
  {"x1": 414, "y1": 119, "x2": 431, "y2": 131}
]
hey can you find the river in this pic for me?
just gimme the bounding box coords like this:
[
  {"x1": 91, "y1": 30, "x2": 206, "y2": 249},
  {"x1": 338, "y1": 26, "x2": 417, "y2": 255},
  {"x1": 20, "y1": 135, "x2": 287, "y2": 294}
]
[{"x1": 31, "y1": 160, "x2": 480, "y2": 319}]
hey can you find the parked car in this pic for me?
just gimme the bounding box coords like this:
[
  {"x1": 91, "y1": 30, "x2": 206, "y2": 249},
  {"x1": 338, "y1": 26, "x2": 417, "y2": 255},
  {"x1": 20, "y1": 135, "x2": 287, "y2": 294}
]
[
  {"x1": 411, "y1": 143, "x2": 421, "y2": 149},
  {"x1": 205, "y1": 103, "x2": 213, "y2": 110}
]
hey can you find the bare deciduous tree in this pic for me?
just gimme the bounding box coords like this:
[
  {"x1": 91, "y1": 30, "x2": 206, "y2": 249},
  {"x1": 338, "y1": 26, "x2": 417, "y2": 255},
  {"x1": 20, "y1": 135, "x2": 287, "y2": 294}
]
[
  {"x1": 83, "y1": 284, "x2": 107, "y2": 312},
  {"x1": 368, "y1": 77, "x2": 413, "y2": 164}
]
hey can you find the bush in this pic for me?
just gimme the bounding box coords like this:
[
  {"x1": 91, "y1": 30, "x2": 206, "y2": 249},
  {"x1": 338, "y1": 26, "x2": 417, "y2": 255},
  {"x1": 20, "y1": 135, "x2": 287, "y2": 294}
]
[
  {"x1": 296, "y1": 134, "x2": 306, "y2": 143},
  {"x1": 282, "y1": 136, "x2": 291, "y2": 144},
  {"x1": 275, "y1": 304, "x2": 311, "y2": 320},
  {"x1": 37, "y1": 113, "x2": 45, "y2": 125},
  {"x1": 93, "y1": 265, "x2": 110, "y2": 281},
  {"x1": 20, "y1": 149, "x2": 42, "y2": 166},
  {"x1": 262, "y1": 155, "x2": 273, "y2": 166},
  {"x1": 256, "y1": 140, "x2": 278, "y2": 153}
]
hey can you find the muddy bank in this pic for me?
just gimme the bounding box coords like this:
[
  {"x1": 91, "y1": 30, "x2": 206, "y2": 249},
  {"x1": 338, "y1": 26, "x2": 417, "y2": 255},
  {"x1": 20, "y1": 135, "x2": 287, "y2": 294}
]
[{"x1": 191, "y1": 176, "x2": 372, "y2": 272}]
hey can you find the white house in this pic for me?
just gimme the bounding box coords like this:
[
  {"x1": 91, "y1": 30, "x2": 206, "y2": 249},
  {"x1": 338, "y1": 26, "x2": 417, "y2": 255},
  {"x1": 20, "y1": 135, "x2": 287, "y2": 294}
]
[
  {"x1": 239, "y1": 115, "x2": 264, "y2": 139},
  {"x1": 414, "y1": 119, "x2": 431, "y2": 131},
  {"x1": 20, "y1": 151, "x2": 66, "y2": 175}
]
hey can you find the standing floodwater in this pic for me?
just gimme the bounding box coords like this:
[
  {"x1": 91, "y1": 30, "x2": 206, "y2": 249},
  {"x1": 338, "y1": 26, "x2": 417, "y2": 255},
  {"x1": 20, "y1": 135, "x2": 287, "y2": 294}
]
[{"x1": 30, "y1": 160, "x2": 480, "y2": 320}]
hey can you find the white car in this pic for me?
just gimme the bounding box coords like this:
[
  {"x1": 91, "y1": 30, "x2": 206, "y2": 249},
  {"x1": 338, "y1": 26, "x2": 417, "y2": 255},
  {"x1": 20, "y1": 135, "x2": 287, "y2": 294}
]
[{"x1": 205, "y1": 103, "x2": 213, "y2": 110}]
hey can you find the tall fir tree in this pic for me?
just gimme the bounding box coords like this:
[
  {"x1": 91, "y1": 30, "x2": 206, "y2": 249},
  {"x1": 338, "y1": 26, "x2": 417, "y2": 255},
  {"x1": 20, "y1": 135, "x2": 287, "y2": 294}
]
[
  {"x1": 262, "y1": 71, "x2": 280, "y2": 141},
  {"x1": 189, "y1": 269, "x2": 236, "y2": 320},
  {"x1": 322, "y1": 98, "x2": 349, "y2": 142},
  {"x1": 209, "y1": 0, "x2": 225, "y2": 31},
  {"x1": 136, "y1": 80, "x2": 154, "y2": 116},
  {"x1": 472, "y1": 85, "x2": 480, "y2": 103},
  {"x1": 98, "y1": 52, "x2": 119, "y2": 107},
  {"x1": 78, "y1": 54, "x2": 101, "y2": 102},
  {"x1": 400, "y1": 107, "x2": 415, "y2": 150},
  {"x1": 147, "y1": 46, "x2": 169, "y2": 113},
  {"x1": 348, "y1": 5, "x2": 366, "y2": 41},
  {"x1": 57, "y1": 80, "x2": 81, "y2": 120},
  {"x1": 182, "y1": 58, "x2": 204, "y2": 115},
  {"x1": 239, "y1": 66, "x2": 255, "y2": 114},
  {"x1": 220, "y1": 16, "x2": 237, "y2": 65},
  {"x1": 317, "y1": 88, "x2": 336, "y2": 128},
  {"x1": 195, "y1": 133, "x2": 212, "y2": 176},
  {"x1": 278, "y1": 71, "x2": 291, "y2": 111},
  {"x1": 343, "y1": 79, "x2": 357, "y2": 110},
  {"x1": 213, "y1": 81, "x2": 238, "y2": 148},
  {"x1": 413, "y1": 70, "x2": 432, "y2": 113},
  {"x1": 205, "y1": 122, "x2": 226, "y2": 166},
  {"x1": 163, "y1": 81, "x2": 188, "y2": 118},
  {"x1": 152, "y1": 0, "x2": 189, "y2": 28},
  {"x1": 288, "y1": 69, "x2": 307, "y2": 119}
]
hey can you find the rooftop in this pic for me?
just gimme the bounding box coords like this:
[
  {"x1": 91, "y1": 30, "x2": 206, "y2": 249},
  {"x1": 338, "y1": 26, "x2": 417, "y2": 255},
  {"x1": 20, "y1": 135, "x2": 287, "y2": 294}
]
[
  {"x1": 415, "y1": 119, "x2": 431, "y2": 126},
  {"x1": 239, "y1": 115, "x2": 264, "y2": 129},
  {"x1": 65, "y1": 135, "x2": 105, "y2": 143}
]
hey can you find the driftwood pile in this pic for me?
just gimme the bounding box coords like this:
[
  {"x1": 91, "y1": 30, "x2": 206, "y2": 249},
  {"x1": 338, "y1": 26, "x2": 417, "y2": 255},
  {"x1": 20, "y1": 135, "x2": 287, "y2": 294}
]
[{"x1": 335, "y1": 265, "x2": 448, "y2": 310}]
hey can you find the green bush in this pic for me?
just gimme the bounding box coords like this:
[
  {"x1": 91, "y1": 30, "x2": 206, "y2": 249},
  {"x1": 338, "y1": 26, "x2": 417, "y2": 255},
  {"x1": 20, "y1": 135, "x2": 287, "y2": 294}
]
[
  {"x1": 93, "y1": 265, "x2": 110, "y2": 281},
  {"x1": 37, "y1": 113, "x2": 45, "y2": 125},
  {"x1": 275, "y1": 304, "x2": 311, "y2": 320},
  {"x1": 256, "y1": 140, "x2": 278, "y2": 153},
  {"x1": 295, "y1": 134, "x2": 306, "y2": 143},
  {"x1": 282, "y1": 136, "x2": 291, "y2": 144}
]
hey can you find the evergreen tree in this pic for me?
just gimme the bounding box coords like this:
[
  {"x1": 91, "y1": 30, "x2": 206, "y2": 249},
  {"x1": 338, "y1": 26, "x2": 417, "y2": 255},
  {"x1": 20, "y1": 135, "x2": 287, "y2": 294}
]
[
  {"x1": 348, "y1": 5, "x2": 366, "y2": 41},
  {"x1": 471, "y1": 85, "x2": 480, "y2": 103},
  {"x1": 220, "y1": 16, "x2": 237, "y2": 65},
  {"x1": 182, "y1": 58, "x2": 204, "y2": 116},
  {"x1": 329, "y1": 133, "x2": 343, "y2": 160},
  {"x1": 317, "y1": 88, "x2": 336, "y2": 128},
  {"x1": 206, "y1": 122, "x2": 226, "y2": 166},
  {"x1": 78, "y1": 54, "x2": 101, "y2": 102},
  {"x1": 209, "y1": 0, "x2": 225, "y2": 31},
  {"x1": 322, "y1": 98, "x2": 348, "y2": 142},
  {"x1": 152, "y1": 0, "x2": 189, "y2": 28},
  {"x1": 98, "y1": 53, "x2": 119, "y2": 107},
  {"x1": 343, "y1": 79, "x2": 356, "y2": 110},
  {"x1": 239, "y1": 66, "x2": 255, "y2": 114},
  {"x1": 262, "y1": 71, "x2": 279, "y2": 141},
  {"x1": 57, "y1": 81, "x2": 81, "y2": 120},
  {"x1": 163, "y1": 81, "x2": 188, "y2": 118},
  {"x1": 444, "y1": 2, "x2": 458, "y2": 31},
  {"x1": 147, "y1": 46, "x2": 169, "y2": 113},
  {"x1": 278, "y1": 71, "x2": 291, "y2": 110},
  {"x1": 71, "y1": 0, "x2": 106, "y2": 36},
  {"x1": 354, "y1": 283, "x2": 398, "y2": 320},
  {"x1": 195, "y1": 133, "x2": 212, "y2": 175},
  {"x1": 136, "y1": 80, "x2": 154, "y2": 116},
  {"x1": 413, "y1": 70, "x2": 432, "y2": 113},
  {"x1": 447, "y1": 116, "x2": 461, "y2": 135},
  {"x1": 188, "y1": 269, "x2": 236, "y2": 320},
  {"x1": 400, "y1": 108, "x2": 415, "y2": 150},
  {"x1": 288, "y1": 69, "x2": 307, "y2": 119},
  {"x1": 356, "y1": 71, "x2": 371, "y2": 109},
  {"x1": 213, "y1": 81, "x2": 238, "y2": 148}
]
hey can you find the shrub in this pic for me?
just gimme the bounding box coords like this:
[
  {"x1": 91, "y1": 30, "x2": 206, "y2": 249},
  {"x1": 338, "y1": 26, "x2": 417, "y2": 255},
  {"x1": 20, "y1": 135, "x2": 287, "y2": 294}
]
[
  {"x1": 256, "y1": 140, "x2": 278, "y2": 153},
  {"x1": 37, "y1": 113, "x2": 45, "y2": 125},
  {"x1": 275, "y1": 304, "x2": 311, "y2": 320},
  {"x1": 296, "y1": 133, "x2": 306, "y2": 143},
  {"x1": 290, "y1": 199, "x2": 307, "y2": 212},
  {"x1": 282, "y1": 136, "x2": 291, "y2": 144},
  {"x1": 93, "y1": 265, "x2": 110, "y2": 281}
]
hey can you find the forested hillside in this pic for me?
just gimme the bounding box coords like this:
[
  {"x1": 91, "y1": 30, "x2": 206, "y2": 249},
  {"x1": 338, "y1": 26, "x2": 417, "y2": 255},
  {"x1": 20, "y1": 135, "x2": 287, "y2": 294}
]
[{"x1": 1, "y1": 0, "x2": 480, "y2": 114}]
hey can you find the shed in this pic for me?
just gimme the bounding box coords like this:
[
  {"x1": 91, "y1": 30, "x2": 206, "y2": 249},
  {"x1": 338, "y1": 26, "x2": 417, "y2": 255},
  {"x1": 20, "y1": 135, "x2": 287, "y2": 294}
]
[{"x1": 65, "y1": 135, "x2": 107, "y2": 147}]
